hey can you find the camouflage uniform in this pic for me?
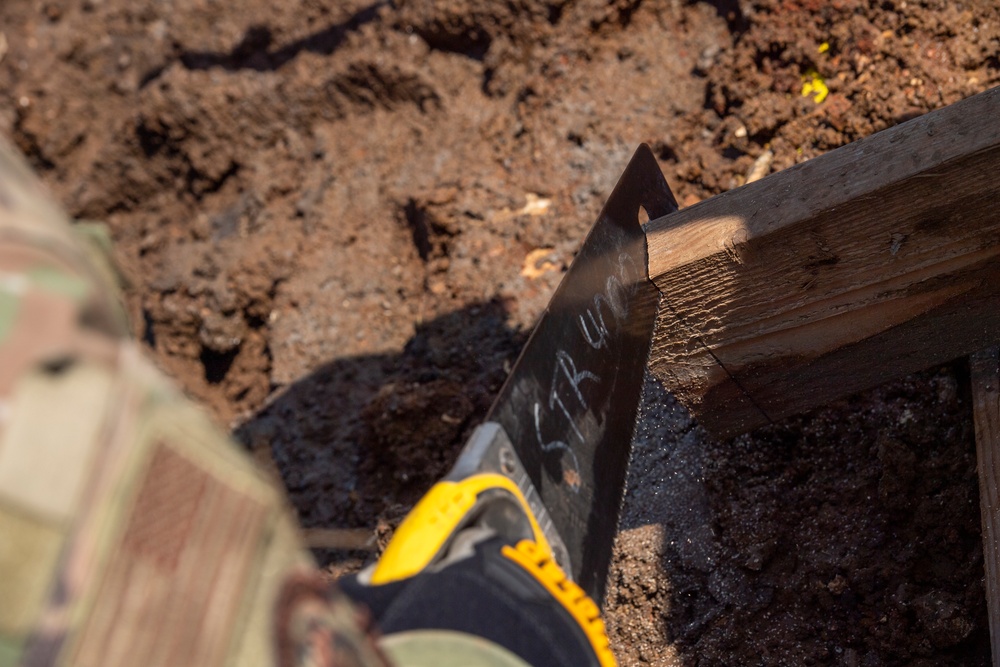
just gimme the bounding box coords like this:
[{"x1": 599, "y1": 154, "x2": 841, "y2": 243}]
[{"x1": 0, "y1": 135, "x2": 390, "y2": 667}]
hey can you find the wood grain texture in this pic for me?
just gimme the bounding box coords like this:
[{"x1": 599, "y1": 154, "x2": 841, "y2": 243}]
[
  {"x1": 972, "y1": 347, "x2": 1000, "y2": 667},
  {"x1": 645, "y1": 87, "x2": 1000, "y2": 437}
]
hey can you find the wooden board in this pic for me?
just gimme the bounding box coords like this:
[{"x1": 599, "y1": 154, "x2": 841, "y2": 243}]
[
  {"x1": 644, "y1": 87, "x2": 1000, "y2": 438},
  {"x1": 973, "y1": 347, "x2": 1000, "y2": 667}
]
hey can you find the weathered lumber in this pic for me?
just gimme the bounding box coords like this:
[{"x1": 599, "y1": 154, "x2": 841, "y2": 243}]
[
  {"x1": 645, "y1": 87, "x2": 1000, "y2": 438},
  {"x1": 972, "y1": 347, "x2": 1000, "y2": 667}
]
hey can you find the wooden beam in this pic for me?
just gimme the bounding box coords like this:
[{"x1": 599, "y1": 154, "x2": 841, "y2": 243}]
[
  {"x1": 645, "y1": 87, "x2": 1000, "y2": 438},
  {"x1": 972, "y1": 347, "x2": 1000, "y2": 667}
]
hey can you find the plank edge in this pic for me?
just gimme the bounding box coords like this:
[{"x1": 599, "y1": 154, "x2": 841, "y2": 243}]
[{"x1": 972, "y1": 346, "x2": 1000, "y2": 667}]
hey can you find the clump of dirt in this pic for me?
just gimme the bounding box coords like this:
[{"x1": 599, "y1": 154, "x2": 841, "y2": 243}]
[{"x1": 3, "y1": 0, "x2": 999, "y2": 663}]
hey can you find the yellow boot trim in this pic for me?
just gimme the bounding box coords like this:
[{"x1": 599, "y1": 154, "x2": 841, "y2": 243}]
[
  {"x1": 501, "y1": 540, "x2": 617, "y2": 667},
  {"x1": 370, "y1": 474, "x2": 551, "y2": 585}
]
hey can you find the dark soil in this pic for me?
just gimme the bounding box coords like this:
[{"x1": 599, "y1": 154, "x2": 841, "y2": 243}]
[{"x1": 3, "y1": 0, "x2": 998, "y2": 663}]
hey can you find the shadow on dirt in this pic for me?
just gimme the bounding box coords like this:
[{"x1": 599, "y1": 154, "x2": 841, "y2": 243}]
[
  {"x1": 618, "y1": 364, "x2": 989, "y2": 664},
  {"x1": 143, "y1": 1, "x2": 388, "y2": 83},
  {"x1": 694, "y1": 0, "x2": 748, "y2": 34},
  {"x1": 234, "y1": 299, "x2": 526, "y2": 550}
]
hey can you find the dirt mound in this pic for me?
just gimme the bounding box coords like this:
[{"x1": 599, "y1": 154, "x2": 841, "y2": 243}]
[{"x1": 3, "y1": 0, "x2": 999, "y2": 663}]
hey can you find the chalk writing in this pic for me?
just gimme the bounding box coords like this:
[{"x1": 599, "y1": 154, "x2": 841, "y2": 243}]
[
  {"x1": 532, "y1": 251, "x2": 639, "y2": 492},
  {"x1": 533, "y1": 403, "x2": 580, "y2": 490}
]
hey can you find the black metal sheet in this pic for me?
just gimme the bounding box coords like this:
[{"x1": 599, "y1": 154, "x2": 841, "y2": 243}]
[{"x1": 486, "y1": 144, "x2": 677, "y2": 602}]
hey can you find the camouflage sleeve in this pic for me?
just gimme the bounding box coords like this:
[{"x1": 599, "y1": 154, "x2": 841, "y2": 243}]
[{"x1": 0, "y1": 135, "x2": 390, "y2": 667}]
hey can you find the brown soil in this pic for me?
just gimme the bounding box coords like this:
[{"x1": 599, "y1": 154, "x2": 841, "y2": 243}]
[{"x1": 3, "y1": 0, "x2": 998, "y2": 664}]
